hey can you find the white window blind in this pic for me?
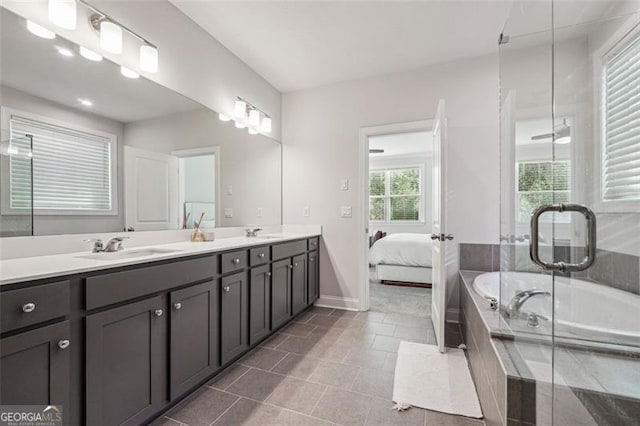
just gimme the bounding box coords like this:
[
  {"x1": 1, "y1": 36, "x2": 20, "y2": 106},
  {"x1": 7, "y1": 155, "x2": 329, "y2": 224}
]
[
  {"x1": 602, "y1": 32, "x2": 640, "y2": 202},
  {"x1": 9, "y1": 115, "x2": 113, "y2": 212},
  {"x1": 369, "y1": 167, "x2": 422, "y2": 222}
]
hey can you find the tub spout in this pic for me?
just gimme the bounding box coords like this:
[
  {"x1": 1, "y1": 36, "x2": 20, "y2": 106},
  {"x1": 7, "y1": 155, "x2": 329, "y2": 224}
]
[{"x1": 506, "y1": 289, "x2": 551, "y2": 318}]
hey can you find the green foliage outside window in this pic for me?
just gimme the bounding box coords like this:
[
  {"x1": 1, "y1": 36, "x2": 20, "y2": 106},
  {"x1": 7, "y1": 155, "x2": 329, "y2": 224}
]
[{"x1": 369, "y1": 167, "x2": 421, "y2": 222}]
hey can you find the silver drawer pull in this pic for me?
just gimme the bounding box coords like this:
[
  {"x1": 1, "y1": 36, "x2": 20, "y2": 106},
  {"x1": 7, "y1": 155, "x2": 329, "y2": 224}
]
[
  {"x1": 232, "y1": 258, "x2": 241, "y2": 264},
  {"x1": 258, "y1": 253, "x2": 265, "y2": 258},
  {"x1": 58, "y1": 339, "x2": 70, "y2": 350},
  {"x1": 22, "y1": 303, "x2": 36, "y2": 313},
  {"x1": 223, "y1": 286, "x2": 231, "y2": 292},
  {"x1": 154, "y1": 309, "x2": 163, "y2": 317},
  {"x1": 173, "y1": 302, "x2": 182, "y2": 310},
  {"x1": 266, "y1": 272, "x2": 272, "y2": 277}
]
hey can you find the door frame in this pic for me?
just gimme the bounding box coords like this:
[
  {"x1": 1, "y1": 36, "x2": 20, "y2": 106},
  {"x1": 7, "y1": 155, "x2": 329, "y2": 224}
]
[{"x1": 358, "y1": 119, "x2": 435, "y2": 311}]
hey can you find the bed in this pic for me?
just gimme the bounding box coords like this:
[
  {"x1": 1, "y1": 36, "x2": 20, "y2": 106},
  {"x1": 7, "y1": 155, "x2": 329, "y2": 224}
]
[{"x1": 369, "y1": 233, "x2": 433, "y2": 286}]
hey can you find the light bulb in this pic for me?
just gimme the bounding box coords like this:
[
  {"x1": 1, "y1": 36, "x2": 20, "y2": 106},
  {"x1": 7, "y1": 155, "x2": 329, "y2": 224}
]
[
  {"x1": 56, "y1": 46, "x2": 74, "y2": 57},
  {"x1": 79, "y1": 46, "x2": 102, "y2": 61},
  {"x1": 234, "y1": 100, "x2": 246, "y2": 118},
  {"x1": 78, "y1": 98, "x2": 93, "y2": 107},
  {"x1": 100, "y1": 20, "x2": 122, "y2": 54},
  {"x1": 248, "y1": 128, "x2": 258, "y2": 135},
  {"x1": 120, "y1": 66, "x2": 139, "y2": 79},
  {"x1": 234, "y1": 120, "x2": 246, "y2": 129},
  {"x1": 140, "y1": 44, "x2": 158, "y2": 73},
  {"x1": 218, "y1": 113, "x2": 231, "y2": 122},
  {"x1": 27, "y1": 21, "x2": 56, "y2": 39},
  {"x1": 248, "y1": 109, "x2": 260, "y2": 127},
  {"x1": 48, "y1": 0, "x2": 76, "y2": 30},
  {"x1": 261, "y1": 116, "x2": 272, "y2": 133}
]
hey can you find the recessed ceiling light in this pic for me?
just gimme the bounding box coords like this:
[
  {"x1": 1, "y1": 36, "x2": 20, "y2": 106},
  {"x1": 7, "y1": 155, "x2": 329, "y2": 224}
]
[
  {"x1": 79, "y1": 46, "x2": 102, "y2": 62},
  {"x1": 120, "y1": 66, "x2": 139, "y2": 79},
  {"x1": 26, "y1": 20, "x2": 56, "y2": 39},
  {"x1": 56, "y1": 46, "x2": 74, "y2": 57},
  {"x1": 78, "y1": 98, "x2": 93, "y2": 107}
]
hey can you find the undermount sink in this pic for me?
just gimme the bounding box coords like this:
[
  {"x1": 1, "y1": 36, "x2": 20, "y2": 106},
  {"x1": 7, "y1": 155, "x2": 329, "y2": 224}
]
[{"x1": 75, "y1": 248, "x2": 183, "y2": 261}]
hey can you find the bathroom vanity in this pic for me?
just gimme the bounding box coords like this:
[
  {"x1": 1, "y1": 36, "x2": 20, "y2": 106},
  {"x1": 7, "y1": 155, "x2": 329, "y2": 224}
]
[{"x1": 0, "y1": 234, "x2": 320, "y2": 425}]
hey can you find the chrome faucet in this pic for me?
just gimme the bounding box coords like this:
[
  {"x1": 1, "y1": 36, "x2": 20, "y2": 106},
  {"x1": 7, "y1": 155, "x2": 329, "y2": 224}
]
[
  {"x1": 85, "y1": 237, "x2": 129, "y2": 253},
  {"x1": 506, "y1": 289, "x2": 551, "y2": 318},
  {"x1": 245, "y1": 228, "x2": 262, "y2": 237}
]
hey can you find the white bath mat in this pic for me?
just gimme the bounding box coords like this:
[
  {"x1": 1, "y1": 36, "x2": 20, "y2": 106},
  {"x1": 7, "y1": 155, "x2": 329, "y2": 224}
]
[{"x1": 393, "y1": 341, "x2": 483, "y2": 418}]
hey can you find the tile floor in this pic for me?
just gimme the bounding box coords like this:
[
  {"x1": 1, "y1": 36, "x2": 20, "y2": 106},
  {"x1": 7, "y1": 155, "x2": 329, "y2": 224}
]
[{"x1": 154, "y1": 306, "x2": 484, "y2": 426}]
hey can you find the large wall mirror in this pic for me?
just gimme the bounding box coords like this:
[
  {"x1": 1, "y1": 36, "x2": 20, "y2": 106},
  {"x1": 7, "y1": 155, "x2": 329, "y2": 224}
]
[{"x1": 0, "y1": 7, "x2": 282, "y2": 237}]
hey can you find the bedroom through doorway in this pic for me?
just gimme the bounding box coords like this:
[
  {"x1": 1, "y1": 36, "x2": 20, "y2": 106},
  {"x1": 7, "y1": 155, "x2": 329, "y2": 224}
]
[{"x1": 363, "y1": 123, "x2": 434, "y2": 319}]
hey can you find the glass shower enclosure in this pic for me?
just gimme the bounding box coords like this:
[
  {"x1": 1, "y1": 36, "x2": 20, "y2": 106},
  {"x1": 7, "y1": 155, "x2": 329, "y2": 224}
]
[{"x1": 499, "y1": 1, "x2": 639, "y2": 424}]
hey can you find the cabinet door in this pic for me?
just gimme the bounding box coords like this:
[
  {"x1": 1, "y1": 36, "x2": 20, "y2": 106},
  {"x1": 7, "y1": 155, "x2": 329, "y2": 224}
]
[
  {"x1": 86, "y1": 296, "x2": 165, "y2": 426},
  {"x1": 271, "y1": 259, "x2": 292, "y2": 329},
  {"x1": 307, "y1": 251, "x2": 319, "y2": 305},
  {"x1": 0, "y1": 321, "x2": 70, "y2": 409},
  {"x1": 291, "y1": 254, "x2": 308, "y2": 315},
  {"x1": 249, "y1": 265, "x2": 271, "y2": 345},
  {"x1": 170, "y1": 281, "x2": 218, "y2": 400},
  {"x1": 220, "y1": 272, "x2": 248, "y2": 365}
]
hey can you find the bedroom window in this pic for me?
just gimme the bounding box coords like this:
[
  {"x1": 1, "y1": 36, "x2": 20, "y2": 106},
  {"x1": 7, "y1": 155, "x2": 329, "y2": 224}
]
[
  {"x1": 516, "y1": 161, "x2": 570, "y2": 223},
  {"x1": 369, "y1": 167, "x2": 422, "y2": 222}
]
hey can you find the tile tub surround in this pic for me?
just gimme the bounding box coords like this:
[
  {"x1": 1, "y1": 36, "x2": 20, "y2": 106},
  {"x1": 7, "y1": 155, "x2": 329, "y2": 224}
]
[
  {"x1": 155, "y1": 307, "x2": 485, "y2": 426},
  {"x1": 459, "y1": 243, "x2": 640, "y2": 295}
]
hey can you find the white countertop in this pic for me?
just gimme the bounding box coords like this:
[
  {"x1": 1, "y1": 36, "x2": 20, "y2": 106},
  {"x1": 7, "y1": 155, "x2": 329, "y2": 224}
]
[{"x1": 0, "y1": 232, "x2": 320, "y2": 286}]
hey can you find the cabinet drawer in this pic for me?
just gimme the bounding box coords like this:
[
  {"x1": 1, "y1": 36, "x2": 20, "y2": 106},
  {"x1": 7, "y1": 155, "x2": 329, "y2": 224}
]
[
  {"x1": 85, "y1": 256, "x2": 217, "y2": 310},
  {"x1": 1, "y1": 281, "x2": 70, "y2": 333},
  {"x1": 249, "y1": 246, "x2": 270, "y2": 266},
  {"x1": 308, "y1": 237, "x2": 319, "y2": 251},
  {"x1": 221, "y1": 250, "x2": 248, "y2": 275},
  {"x1": 272, "y1": 240, "x2": 307, "y2": 261}
]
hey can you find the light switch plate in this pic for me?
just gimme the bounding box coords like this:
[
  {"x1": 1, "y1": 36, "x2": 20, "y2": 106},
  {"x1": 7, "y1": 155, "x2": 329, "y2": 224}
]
[
  {"x1": 340, "y1": 206, "x2": 352, "y2": 218},
  {"x1": 257, "y1": 207, "x2": 263, "y2": 218},
  {"x1": 303, "y1": 206, "x2": 310, "y2": 217},
  {"x1": 224, "y1": 208, "x2": 233, "y2": 218},
  {"x1": 341, "y1": 179, "x2": 349, "y2": 191}
]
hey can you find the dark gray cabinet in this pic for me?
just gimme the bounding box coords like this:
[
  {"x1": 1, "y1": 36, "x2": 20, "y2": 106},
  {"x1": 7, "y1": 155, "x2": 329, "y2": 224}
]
[
  {"x1": 0, "y1": 321, "x2": 70, "y2": 407},
  {"x1": 249, "y1": 264, "x2": 271, "y2": 344},
  {"x1": 271, "y1": 258, "x2": 292, "y2": 329},
  {"x1": 86, "y1": 296, "x2": 166, "y2": 426},
  {"x1": 220, "y1": 272, "x2": 248, "y2": 365},
  {"x1": 291, "y1": 254, "x2": 308, "y2": 315},
  {"x1": 169, "y1": 281, "x2": 218, "y2": 399},
  {"x1": 308, "y1": 251, "x2": 319, "y2": 304}
]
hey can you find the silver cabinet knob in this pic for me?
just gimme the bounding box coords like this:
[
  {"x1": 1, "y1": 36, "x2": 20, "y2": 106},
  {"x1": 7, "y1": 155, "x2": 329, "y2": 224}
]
[
  {"x1": 258, "y1": 253, "x2": 265, "y2": 258},
  {"x1": 232, "y1": 258, "x2": 240, "y2": 264},
  {"x1": 288, "y1": 265, "x2": 293, "y2": 269},
  {"x1": 58, "y1": 339, "x2": 70, "y2": 350},
  {"x1": 223, "y1": 286, "x2": 231, "y2": 292},
  {"x1": 154, "y1": 309, "x2": 163, "y2": 317},
  {"x1": 22, "y1": 303, "x2": 36, "y2": 313},
  {"x1": 173, "y1": 302, "x2": 182, "y2": 310},
  {"x1": 266, "y1": 272, "x2": 272, "y2": 277}
]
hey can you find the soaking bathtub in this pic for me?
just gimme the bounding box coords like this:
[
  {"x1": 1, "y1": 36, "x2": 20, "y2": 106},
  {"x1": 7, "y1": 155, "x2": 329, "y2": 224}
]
[{"x1": 473, "y1": 271, "x2": 640, "y2": 348}]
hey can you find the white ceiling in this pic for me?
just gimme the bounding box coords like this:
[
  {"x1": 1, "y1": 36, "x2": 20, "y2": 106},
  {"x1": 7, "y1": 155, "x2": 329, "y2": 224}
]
[
  {"x1": 171, "y1": 1, "x2": 512, "y2": 92},
  {"x1": 369, "y1": 131, "x2": 432, "y2": 157}
]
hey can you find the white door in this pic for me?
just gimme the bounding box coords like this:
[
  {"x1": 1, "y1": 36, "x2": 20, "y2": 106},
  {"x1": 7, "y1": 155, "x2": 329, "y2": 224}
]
[
  {"x1": 431, "y1": 99, "x2": 450, "y2": 353},
  {"x1": 124, "y1": 146, "x2": 179, "y2": 231}
]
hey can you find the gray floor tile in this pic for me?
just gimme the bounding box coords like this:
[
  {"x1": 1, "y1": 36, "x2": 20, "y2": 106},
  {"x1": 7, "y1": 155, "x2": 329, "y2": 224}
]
[
  {"x1": 296, "y1": 312, "x2": 316, "y2": 323},
  {"x1": 238, "y1": 347, "x2": 288, "y2": 370},
  {"x1": 306, "y1": 341, "x2": 351, "y2": 362},
  {"x1": 209, "y1": 364, "x2": 250, "y2": 390},
  {"x1": 394, "y1": 325, "x2": 436, "y2": 344},
  {"x1": 382, "y1": 353, "x2": 397, "y2": 373},
  {"x1": 307, "y1": 314, "x2": 341, "y2": 327},
  {"x1": 212, "y1": 397, "x2": 281, "y2": 425},
  {"x1": 425, "y1": 410, "x2": 484, "y2": 425},
  {"x1": 334, "y1": 317, "x2": 365, "y2": 329},
  {"x1": 271, "y1": 410, "x2": 333, "y2": 426},
  {"x1": 281, "y1": 321, "x2": 317, "y2": 337},
  {"x1": 308, "y1": 360, "x2": 360, "y2": 388},
  {"x1": 260, "y1": 332, "x2": 290, "y2": 349},
  {"x1": 311, "y1": 387, "x2": 372, "y2": 426},
  {"x1": 354, "y1": 311, "x2": 386, "y2": 323},
  {"x1": 383, "y1": 312, "x2": 431, "y2": 328},
  {"x1": 265, "y1": 376, "x2": 326, "y2": 414},
  {"x1": 310, "y1": 306, "x2": 335, "y2": 316},
  {"x1": 372, "y1": 335, "x2": 403, "y2": 353},
  {"x1": 271, "y1": 353, "x2": 322, "y2": 379},
  {"x1": 365, "y1": 403, "x2": 426, "y2": 426},
  {"x1": 226, "y1": 368, "x2": 286, "y2": 401},
  {"x1": 351, "y1": 368, "x2": 395, "y2": 399},
  {"x1": 330, "y1": 309, "x2": 359, "y2": 319},
  {"x1": 336, "y1": 331, "x2": 376, "y2": 349},
  {"x1": 343, "y1": 348, "x2": 388, "y2": 369},
  {"x1": 168, "y1": 387, "x2": 239, "y2": 426},
  {"x1": 276, "y1": 335, "x2": 317, "y2": 355},
  {"x1": 360, "y1": 321, "x2": 396, "y2": 337},
  {"x1": 148, "y1": 417, "x2": 184, "y2": 426}
]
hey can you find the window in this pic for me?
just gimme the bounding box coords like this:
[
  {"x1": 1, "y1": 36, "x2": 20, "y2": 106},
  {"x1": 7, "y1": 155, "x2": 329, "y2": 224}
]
[
  {"x1": 516, "y1": 161, "x2": 570, "y2": 223},
  {"x1": 369, "y1": 167, "x2": 422, "y2": 222},
  {"x1": 601, "y1": 31, "x2": 640, "y2": 203},
  {"x1": 6, "y1": 113, "x2": 116, "y2": 214}
]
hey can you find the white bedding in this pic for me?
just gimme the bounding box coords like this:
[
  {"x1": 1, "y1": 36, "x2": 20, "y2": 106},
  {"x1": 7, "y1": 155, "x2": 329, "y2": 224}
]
[{"x1": 369, "y1": 233, "x2": 432, "y2": 267}]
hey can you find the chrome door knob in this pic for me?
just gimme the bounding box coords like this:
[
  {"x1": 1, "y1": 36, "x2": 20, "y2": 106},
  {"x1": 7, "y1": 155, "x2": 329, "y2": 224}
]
[
  {"x1": 430, "y1": 234, "x2": 440, "y2": 241},
  {"x1": 173, "y1": 302, "x2": 182, "y2": 310},
  {"x1": 258, "y1": 253, "x2": 265, "y2": 258},
  {"x1": 154, "y1": 309, "x2": 163, "y2": 317},
  {"x1": 232, "y1": 258, "x2": 240, "y2": 264},
  {"x1": 444, "y1": 234, "x2": 454, "y2": 240},
  {"x1": 22, "y1": 302, "x2": 36, "y2": 313},
  {"x1": 58, "y1": 339, "x2": 70, "y2": 349}
]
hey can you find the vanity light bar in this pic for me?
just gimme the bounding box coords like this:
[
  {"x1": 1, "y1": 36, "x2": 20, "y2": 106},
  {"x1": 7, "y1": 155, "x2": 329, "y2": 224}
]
[{"x1": 227, "y1": 96, "x2": 272, "y2": 134}]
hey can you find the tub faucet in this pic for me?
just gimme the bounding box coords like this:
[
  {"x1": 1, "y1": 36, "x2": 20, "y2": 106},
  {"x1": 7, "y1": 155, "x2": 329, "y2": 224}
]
[{"x1": 506, "y1": 289, "x2": 551, "y2": 318}]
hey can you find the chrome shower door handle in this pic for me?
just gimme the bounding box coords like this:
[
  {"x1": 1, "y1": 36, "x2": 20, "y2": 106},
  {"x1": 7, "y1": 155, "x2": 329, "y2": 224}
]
[{"x1": 529, "y1": 203, "x2": 596, "y2": 272}]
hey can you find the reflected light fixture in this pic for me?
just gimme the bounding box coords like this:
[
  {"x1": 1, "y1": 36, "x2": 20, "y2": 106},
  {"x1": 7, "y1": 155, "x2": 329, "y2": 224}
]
[
  {"x1": 79, "y1": 46, "x2": 102, "y2": 61},
  {"x1": 234, "y1": 100, "x2": 247, "y2": 118},
  {"x1": 120, "y1": 66, "x2": 140, "y2": 79},
  {"x1": 100, "y1": 20, "x2": 122, "y2": 54},
  {"x1": 27, "y1": 21, "x2": 56, "y2": 39},
  {"x1": 218, "y1": 113, "x2": 231, "y2": 122},
  {"x1": 140, "y1": 44, "x2": 158, "y2": 73},
  {"x1": 234, "y1": 120, "x2": 246, "y2": 129},
  {"x1": 48, "y1": 0, "x2": 77, "y2": 30},
  {"x1": 7, "y1": 145, "x2": 19, "y2": 155},
  {"x1": 248, "y1": 128, "x2": 258, "y2": 135},
  {"x1": 248, "y1": 109, "x2": 260, "y2": 127},
  {"x1": 260, "y1": 116, "x2": 272, "y2": 133},
  {"x1": 56, "y1": 46, "x2": 74, "y2": 57},
  {"x1": 78, "y1": 98, "x2": 93, "y2": 107}
]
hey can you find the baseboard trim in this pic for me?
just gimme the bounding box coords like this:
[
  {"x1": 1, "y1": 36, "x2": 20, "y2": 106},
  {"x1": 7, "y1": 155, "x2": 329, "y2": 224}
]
[{"x1": 315, "y1": 295, "x2": 360, "y2": 311}]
